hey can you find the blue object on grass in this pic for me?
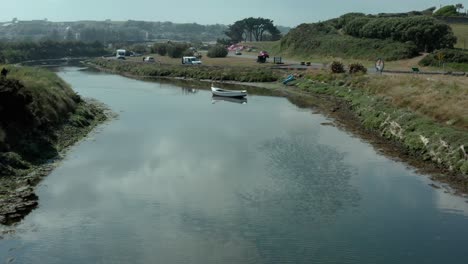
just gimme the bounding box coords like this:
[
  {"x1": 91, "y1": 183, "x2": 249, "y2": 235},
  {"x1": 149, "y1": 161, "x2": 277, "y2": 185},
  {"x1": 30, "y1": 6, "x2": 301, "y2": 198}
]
[{"x1": 282, "y1": 74, "x2": 295, "y2": 84}]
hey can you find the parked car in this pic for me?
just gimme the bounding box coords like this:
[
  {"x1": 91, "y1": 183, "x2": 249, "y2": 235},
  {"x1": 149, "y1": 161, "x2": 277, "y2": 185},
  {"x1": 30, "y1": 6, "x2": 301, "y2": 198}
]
[
  {"x1": 182, "y1": 56, "x2": 202, "y2": 65},
  {"x1": 257, "y1": 51, "x2": 269, "y2": 63},
  {"x1": 144, "y1": 56, "x2": 155, "y2": 62},
  {"x1": 235, "y1": 49, "x2": 242, "y2": 55}
]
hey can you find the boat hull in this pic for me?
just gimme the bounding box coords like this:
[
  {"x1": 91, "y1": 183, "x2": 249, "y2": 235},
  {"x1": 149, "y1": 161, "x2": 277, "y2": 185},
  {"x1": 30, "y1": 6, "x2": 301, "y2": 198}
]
[
  {"x1": 211, "y1": 86, "x2": 247, "y2": 97},
  {"x1": 212, "y1": 95, "x2": 247, "y2": 104}
]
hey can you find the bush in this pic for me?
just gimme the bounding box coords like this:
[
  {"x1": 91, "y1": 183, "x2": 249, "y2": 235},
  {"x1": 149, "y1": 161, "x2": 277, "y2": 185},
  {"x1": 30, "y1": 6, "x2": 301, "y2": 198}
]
[
  {"x1": 281, "y1": 29, "x2": 419, "y2": 61},
  {"x1": 182, "y1": 49, "x2": 195, "y2": 57},
  {"x1": 207, "y1": 45, "x2": 228, "y2": 58},
  {"x1": 434, "y1": 5, "x2": 458, "y2": 17},
  {"x1": 330, "y1": 61, "x2": 345, "y2": 73},
  {"x1": 152, "y1": 43, "x2": 167, "y2": 56},
  {"x1": 349, "y1": 63, "x2": 367, "y2": 74},
  {"x1": 166, "y1": 43, "x2": 190, "y2": 58},
  {"x1": 420, "y1": 49, "x2": 468, "y2": 66}
]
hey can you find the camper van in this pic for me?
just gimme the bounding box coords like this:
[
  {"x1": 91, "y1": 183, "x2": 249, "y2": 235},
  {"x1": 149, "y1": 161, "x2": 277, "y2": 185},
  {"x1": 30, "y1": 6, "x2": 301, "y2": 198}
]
[
  {"x1": 116, "y1": 49, "x2": 126, "y2": 60},
  {"x1": 182, "y1": 56, "x2": 202, "y2": 65}
]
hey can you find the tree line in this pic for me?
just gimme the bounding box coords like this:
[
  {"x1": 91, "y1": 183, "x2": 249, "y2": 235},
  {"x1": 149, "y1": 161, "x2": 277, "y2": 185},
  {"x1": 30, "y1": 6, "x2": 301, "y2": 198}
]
[
  {"x1": 0, "y1": 20, "x2": 228, "y2": 43},
  {"x1": 0, "y1": 41, "x2": 107, "y2": 63},
  {"x1": 224, "y1": 17, "x2": 282, "y2": 43},
  {"x1": 341, "y1": 15, "x2": 456, "y2": 52}
]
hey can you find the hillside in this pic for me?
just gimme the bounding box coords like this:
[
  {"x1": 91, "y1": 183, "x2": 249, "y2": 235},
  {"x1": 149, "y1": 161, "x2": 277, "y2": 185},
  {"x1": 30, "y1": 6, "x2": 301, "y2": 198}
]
[
  {"x1": 280, "y1": 12, "x2": 456, "y2": 61},
  {"x1": 0, "y1": 66, "x2": 106, "y2": 163},
  {"x1": 0, "y1": 20, "x2": 228, "y2": 43}
]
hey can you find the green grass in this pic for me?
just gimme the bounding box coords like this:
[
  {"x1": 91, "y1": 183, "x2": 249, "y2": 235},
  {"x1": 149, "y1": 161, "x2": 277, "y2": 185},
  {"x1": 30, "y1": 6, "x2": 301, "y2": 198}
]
[
  {"x1": 3, "y1": 65, "x2": 78, "y2": 124},
  {"x1": 0, "y1": 65, "x2": 105, "y2": 165},
  {"x1": 450, "y1": 23, "x2": 468, "y2": 49},
  {"x1": 294, "y1": 71, "x2": 468, "y2": 179},
  {"x1": 91, "y1": 59, "x2": 280, "y2": 82},
  {"x1": 419, "y1": 48, "x2": 468, "y2": 71}
]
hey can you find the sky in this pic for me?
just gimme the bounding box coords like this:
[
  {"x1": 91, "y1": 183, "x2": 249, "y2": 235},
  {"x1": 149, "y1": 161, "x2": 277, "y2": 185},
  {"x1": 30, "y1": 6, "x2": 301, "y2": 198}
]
[{"x1": 1, "y1": 0, "x2": 465, "y2": 27}]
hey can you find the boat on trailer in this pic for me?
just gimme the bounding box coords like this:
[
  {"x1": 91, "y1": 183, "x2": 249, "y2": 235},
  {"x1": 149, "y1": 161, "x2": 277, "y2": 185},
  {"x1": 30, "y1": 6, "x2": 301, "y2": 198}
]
[{"x1": 211, "y1": 85, "x2": 247, "y2": 98}]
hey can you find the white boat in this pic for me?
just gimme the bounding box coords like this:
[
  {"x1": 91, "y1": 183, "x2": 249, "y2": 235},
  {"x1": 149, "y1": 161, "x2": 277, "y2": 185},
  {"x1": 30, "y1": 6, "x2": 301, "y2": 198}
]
[{"x1": 211, "y1": 85, "x2": 247, "y2": 97}]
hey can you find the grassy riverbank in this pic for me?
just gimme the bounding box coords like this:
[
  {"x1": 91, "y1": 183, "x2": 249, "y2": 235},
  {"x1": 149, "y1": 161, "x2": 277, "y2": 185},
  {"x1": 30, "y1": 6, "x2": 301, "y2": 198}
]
[
  {"x1": 292, "y1": 71, "x2": 468, "y2": 187},
  {"x1": 0, "y1": 66, "x2": 109, "y2": 225},
  {"x1": 90, "y1": 58, "x2": 280, "y2": 82}
]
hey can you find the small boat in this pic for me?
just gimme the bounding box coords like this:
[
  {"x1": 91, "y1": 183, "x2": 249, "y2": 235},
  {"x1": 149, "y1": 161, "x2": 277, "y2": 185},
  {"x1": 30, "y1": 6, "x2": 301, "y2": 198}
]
[
  {"x1": 212, "y1": 95, "x2": 247, "y2": 104},
  {"x1": 211, "y1": 85, "x2": 247, "y2": 98}
]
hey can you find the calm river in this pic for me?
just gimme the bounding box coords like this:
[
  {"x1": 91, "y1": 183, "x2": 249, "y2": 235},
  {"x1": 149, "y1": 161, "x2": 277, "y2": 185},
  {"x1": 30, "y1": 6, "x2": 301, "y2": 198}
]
[{"x1": 1, "y1": 67, "x2": 468, "y2": 263}]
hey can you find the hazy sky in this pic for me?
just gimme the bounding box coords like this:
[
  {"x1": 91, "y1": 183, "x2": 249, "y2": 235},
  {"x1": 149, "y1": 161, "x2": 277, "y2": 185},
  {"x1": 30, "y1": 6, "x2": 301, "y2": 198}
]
[{"x1": 1, "y1": 0, "x2": 463, "y2": 27}]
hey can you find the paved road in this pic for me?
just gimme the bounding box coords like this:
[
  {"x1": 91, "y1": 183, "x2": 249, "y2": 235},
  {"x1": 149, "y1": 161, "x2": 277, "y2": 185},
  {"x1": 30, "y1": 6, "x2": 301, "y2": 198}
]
[{"x1": 227, "y1": 52, "x2": 381, "y2": 73}]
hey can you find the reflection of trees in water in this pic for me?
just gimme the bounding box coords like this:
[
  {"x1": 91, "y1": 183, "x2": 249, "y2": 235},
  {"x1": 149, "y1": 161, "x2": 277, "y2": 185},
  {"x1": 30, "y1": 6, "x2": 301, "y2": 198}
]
[{"x1": 181, "y1": 87, "x2": 198, "y2": 95}]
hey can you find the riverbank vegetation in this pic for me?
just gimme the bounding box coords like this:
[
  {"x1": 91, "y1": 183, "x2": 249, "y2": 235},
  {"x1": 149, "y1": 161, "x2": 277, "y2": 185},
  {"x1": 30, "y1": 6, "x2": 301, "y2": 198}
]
[
  {"x1": 292, "y1": 70, "x2": 468, "y2": 182},
  {"x1": 419, "y1": 48, "x2": 468, "y2": 71},
  {"x1": 0, "y1": 65, "x2": 108, "y2": 224},
  {"x1": 90, "y1": 58, "x2": 279, "y2": 82}
]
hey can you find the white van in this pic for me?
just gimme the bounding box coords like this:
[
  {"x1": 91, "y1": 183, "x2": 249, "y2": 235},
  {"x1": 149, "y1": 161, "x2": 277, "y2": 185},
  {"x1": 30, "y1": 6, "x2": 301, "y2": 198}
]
[
  {"x1": 116, "y1": 49, "x2": 126, "y2": 59},
  {"x1": 182, "y1": 56, "x2": 202, "y2": 65},
  {"x1": 144, "y1": 56, "x2": 155, "y2": 62}
]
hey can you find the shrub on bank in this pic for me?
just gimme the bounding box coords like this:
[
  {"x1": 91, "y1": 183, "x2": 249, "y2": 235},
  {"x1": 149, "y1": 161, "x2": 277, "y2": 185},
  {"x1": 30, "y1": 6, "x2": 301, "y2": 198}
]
[
  {"x1": 166, "y1": 43, "x2": 191, "y2": 58},
  {"x1": 152, "y1": 43, "x2": 168, "y2": 56},
  {"x1": 348, "y1": 63, "x2": 367, "y2": 74},
  {"x1": 207, "y1": 45, "x2": 228, "y2": 58},
  {"x1": 420, "y1": 49, "x2": 468, "y2": 66},
  {"x1": 330, "y1": 61, "x2": 345, "y2": 73}
]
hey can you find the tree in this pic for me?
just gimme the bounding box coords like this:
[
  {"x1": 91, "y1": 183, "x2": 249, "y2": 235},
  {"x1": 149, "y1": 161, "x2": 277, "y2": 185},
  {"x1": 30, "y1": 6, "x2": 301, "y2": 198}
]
[
  {"x1": 152, "y1": 43, "x2": 168, "y2": 56},
  {"x1": 434, "y1": 5, "x2": 458, "y2": 16},
  {"x1": 225, "y1": 20, "x2": 246, "y2": 42},
  {"x1": 455, "y1": 3, "x2": 464, "y2": 13},
  {"x1": 207, "y1": 45, "x2": 228, "y2": 58},
  {"x1": 166, "y1": 43, "x2": 190, "y2": 58},
  {"x1": 47, "y1": 29, "x2": 62, "y2": 41},
  {"x1": 65, "y1": 29, "x2": 74, "y2": 41},
  {"x1": 224, "y1": 17, "x2": 282, "y2": 42}
]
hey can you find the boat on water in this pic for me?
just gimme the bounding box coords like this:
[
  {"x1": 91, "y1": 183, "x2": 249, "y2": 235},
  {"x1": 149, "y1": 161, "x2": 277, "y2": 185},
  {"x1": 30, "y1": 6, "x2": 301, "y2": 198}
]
[
  {"x1": 211, "y1": 85, "x2": 247, "y2": 98},
  {"x1": 212, "y1": 95, "x2": 247, "y2": 104}
]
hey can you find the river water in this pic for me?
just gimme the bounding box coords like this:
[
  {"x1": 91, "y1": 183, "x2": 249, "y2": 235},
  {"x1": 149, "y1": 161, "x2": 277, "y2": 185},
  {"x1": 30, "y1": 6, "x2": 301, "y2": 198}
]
[{"x1": 1, "y1": 67, "x2": 468, "y2": 263}]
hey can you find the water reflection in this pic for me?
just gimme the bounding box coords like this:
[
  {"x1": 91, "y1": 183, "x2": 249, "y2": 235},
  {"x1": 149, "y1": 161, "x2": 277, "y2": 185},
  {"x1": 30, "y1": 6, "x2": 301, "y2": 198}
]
[
  {"x1": 212, "y1": 95, "x2": 248, "y2": 105},
  {"x1": 181, "y1": 87, "x2": 198, "y2": 95},
  {"x1": 255, "y1": 133, "x2": 360, "y2": 220}
]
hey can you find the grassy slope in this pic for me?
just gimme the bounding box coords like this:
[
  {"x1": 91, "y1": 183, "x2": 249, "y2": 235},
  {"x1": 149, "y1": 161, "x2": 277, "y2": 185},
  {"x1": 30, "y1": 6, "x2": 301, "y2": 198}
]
[
  {"x1": 450, "y1": 23, "x2": 468, "y2": 49},
  {"x1": 295, "y1": 71, "x2": 468, "y2": 179},
  {"x1": 0, "y1": 65, "x2": 107, "y2": 175},
  {"x1": 0, "y1": 66, "x2": 109, "y2": 225}
]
